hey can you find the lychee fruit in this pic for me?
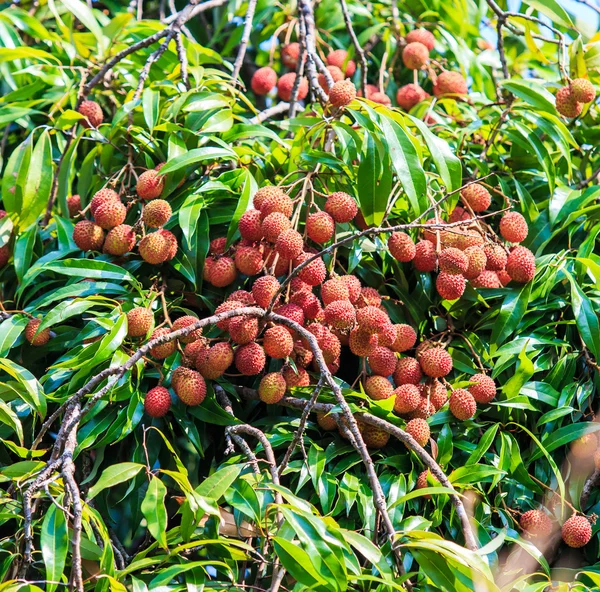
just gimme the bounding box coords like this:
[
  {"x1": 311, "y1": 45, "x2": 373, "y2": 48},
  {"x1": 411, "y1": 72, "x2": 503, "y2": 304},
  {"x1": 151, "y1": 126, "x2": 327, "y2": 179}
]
[
  {"x1": 448, "y1": 388, "x2": 477, "y2": 420},
  {"x1": 483, "y1": 244, "x2": 508, "y2": 271},
  {"x1": 139, "y1": 232, "x2": 171, "y2": 265},
  {"x1": 419, "y1": 347, "x2": 452, "y2": 378},
  {"x1": 396, "y1": 83, "x2": 429, "y2": 111},
  {"x1": 390, "y1": 324, "x2": 417, "y2": 353},
  {"x1": 156, "y1": 229, "x2": 177, "y2": 260},
  {"x1": 172, "y1": 315, "x2": 202, "y2": 343},
  {"x1": 201, "y1": 342, "x2": 234, "y2": 377},
  {"x1": 295, "y1": 253, "x2": 327, "y2": 286},
  {"x1": 498, "y1": 212, "x2": 528, "y2": 243},
  {"x1": 67, "y1": 194, "x2": 81, "y2": 217},
  {"x1": 461, "y1": 183, "x2": 491, "y2": 212},
  {"x1": 277, "y1": 73, "x2": 308, "y2": 101},
  {"x1": 556, "y1": 86, "x2": 583, "y2": 118},
  {"x1": 78, "y1": 100, "x2": 103, "y2": 128},
  {"x1": 252, "y1": 275, "x2": 280, "y2": 308},
  {"x1": 406, "y1": 418, "x2": 430, "y2": 446},
  {"x1": 370, "y1": 92, "x2": 391, "y2": 105},
  {"x1": 393, "y1": 384, "x2": 421, "y2": 414},
  {"x1": 364, "y1": 375, "x2": 394, "y2": 400},
  {"x1": 506, "y1": 246, "x2": 536, "y2": 283},
  {"x1": 411, "y1": 398, "x2": 436, "y2": 419},
  {"x1": 182, "y1": 340, "x2": 205, "y2": 367},
  {"x1": 362, "y1": 424, "x2": 390, "y2": 448},
  {"x1": 229, "y1": 315, "x2": 259, "y2": 345},
  {"x1": 137, "y1": 169, "x2": 165, "y2": 200},
  {"x1": 471, "y1": 270, "x2": 501, "y2": 289},
  {"x1": 214, "y1": 300, "x2": 243, "y2": 331},
  {"x1": 25, "y1": 318, "x2": 50, "y2": 346},
  {"x1": 318, "y1": 65, "x2": 344, "y2": 91},
  {"x1": 228, "y1": 290, "x2": 255, "y2": 305},
  {"x1": 402, "y1": 42, "x2": 429, "y2": 69},
  {"x1": 321, "y1": 279, "x2": 349, "y2": 305},
  {"x1": 449, "y1": 206, "x2": 470, "y2": 223},
  {"x1": 238, "y1": 209, "x2": 264, "y2": 242},
  {"x1": 562, "y1": 515, "x2": 592, "y2": 548},
  {"x1": 324, "y1": 300, "x2": 356, "y2": 329},
  {"x1": 328, "y1": 79, "x2": 357, "y2": 108},
  {"x1": 93, "y1": 199, "x2": 126, "y2": 229},
  {"x1": 520, "y1": 510, "x2": 553, "y2": 538},
  {"x1": 416, "y1": 469, "x2": 438, "y2": 497},
  {"x1": 73, "y1": 220, "x2": 104, "y2": 251},
  {"x1": 282, "y1": 366, "x2": 310, "y2": 389},
  {"x1": 496, "y1": 269, "x2": 512, "y2": 286},
  {"x1": 143, "y1": 200, "x2": 172, "y2": 228},
  {"x1": 394, "y1": 356, "x2": 422, "y2": 385},
  {"x1": 263, "y1": 326, "x2": 294, "y2": 358},
  {"x1": 275, "y1": 229, "x2": 304, "y2": 260},
  {"x1": 433, "y1": 71, "x2": 468, "y2": 97},
  {"x1": 251, "y1": 66, "x2": 278, "y2": 95},
  {"x1": 571, "y1": 432, "x2": 598, "y2": 459},
  {"x1": 259, "y1": 192, "x2": 293, "y2": 219},
  {"x1": 413, "y1": 240, "x2": 437, "y2": 272},
  {"x1": 326, "y1": 49, "x2": 356, "y2": 76},
  {"x1": 104, "y1": 224, "x2": 136, "y2": 256},
  {"x1": 463, "y1": 246, "x2": 487, "y2": 280},
  {"x1": 281, "y1": 42, "x2": 301, "y2": 69},
  {"x1": 368, "y1": 346, "x2": 397, "y2": 376},
  {"x1": 149, "y1": 328, "x2": 176, "y2": 359},
  {"x1": 356, "y1": 306, "x2": 390, "y2": 335},
  {"x1": 173, "y1": 368, "x2": 206, "y2": 405},
  {"x1": 422, "y1": 380, "x2": 448, "y2": 410},
  {"x1": 356, "y1": 287, "x2": 381, "y2": 308},
  {"x1": 210, "y1": 237, "x2": 227, "y2": 254},
  {"x1": 235, "y1": 342, "x2": 266, "y2": 375},
  {"x1": 208, "y1": 256, "x2": 237, "y2": 287},
  {"x1": 274, "y1": 303, "x2": 305, "y2": 331},
  {"x1": 317, "y1": 412, "x2": 338, "y2": 431},
  {"x1": 253, "y1": 186, "x2": 286, "y2": 210},
  {"x1": 436, "y1": 271, "x2": 466, "y2": 300},
  {"x1": 339, "y1": 275, "x2": 361, "y2": 303},
  {"x1": 317, "y1": 330, "x2": 341, "y2": 364},
  {"x1": 258, "y1": 372, "x2": 287, "y2": 404},
  {"x1": 439, "y1": 247, "x2": 469, "y2": 275},
  {"x1": 388, "y1": 232, "x2": 416, "y2": 262},
  {"x1": 261, "y1": 212, "x2": 291, "y2": 243},
  {"x1": 406, "y1": 28, "x2": 435, "y2": 51},
  {"x1": 127, "y1": 307, "x2": 154, "y2": 337},
  {"x1": 306, "y1": 211, "x2": 335, "y2": 243},
  {"x1": 235, "y1": 246, "x2": 264, "y2": 276},
  {"x1": 325, "y1": 192, "x2": 358, "y2": 223},
  {"x1": 349, "y1": 329, "x2": 378, "y2": 357},
  {"x1": 468, "y1": 373, "x2": 496, "y2": 404},
  {"x1": 144, "y1": 386, "x2": 171, "y2": 417},
  {"x1": 571, "y1": 78, "x2": 595, "y2": 103}
]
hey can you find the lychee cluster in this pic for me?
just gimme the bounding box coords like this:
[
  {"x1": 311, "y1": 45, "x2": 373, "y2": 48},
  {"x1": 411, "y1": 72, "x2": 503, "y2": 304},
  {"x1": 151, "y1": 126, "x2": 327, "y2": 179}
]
[
  {"x1": 555, "y1": 78, "x2": 596, "y2": 118},
  {"x1": 518, "y1": 509, "x2": 593, "y2": 549}
]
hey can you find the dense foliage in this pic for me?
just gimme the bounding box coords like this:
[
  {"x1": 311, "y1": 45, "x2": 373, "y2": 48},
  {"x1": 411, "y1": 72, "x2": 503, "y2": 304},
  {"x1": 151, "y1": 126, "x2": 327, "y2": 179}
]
[{"x1": 2, "y1": 0, "x2": 600, "y2": 590}]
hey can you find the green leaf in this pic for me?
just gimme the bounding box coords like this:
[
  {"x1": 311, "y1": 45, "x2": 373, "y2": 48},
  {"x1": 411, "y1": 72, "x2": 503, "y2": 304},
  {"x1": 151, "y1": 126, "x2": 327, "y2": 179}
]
[
  {"x1": 522, "y1": 0, "x2": 574, "y2": 29},
  {"x1": 43, "y1": 260, "x2": 136, "y2": 283},
  {"x1": 87, "y1": 463, "x2": 144, "y2": 499},
  {"x1": 226, "y1": 169, "x2": 256, "y2": 247},
  {"x1": 41, "y1": 503, "x2": 68, "y2": 592},
  {"x1": 356, "y1": 132, "x2": 387, "y2": 226},
  {"x1": 502, "y1": 344, "x2": 535, "y2": 399},
  {"x1": 568, "y1": 274, "x2": 600, "y2": 359},
  {"x1": 490, "y1": 283, "x2": 532, "y2": 346},
  {"x1": 58, "y1": 0, "x2": 106, "y2": 55},
  {"x1": 0, "y1": 400, "x2": 24, "y2": 445},
  {"x1": 273, "y1": 537, "x2": 328, "y2": 589},
  {"x1": 142, "y1": 88, "x2": 160, "y2": 133},
  {"x1": 159, "y1": 147, "x2": 237, "y2": 174},
  {"x1": 141, "y1": 476, "x2": 168, "y2": 548},
  {"x1": 499, "y1": 80, "x2": 556, "y2": 114},
  {"x1": 21, "y1": 130, "x2": 53, "y2": 228},
  {"x1": 0, "y1": 358, "x2": 46, "y2": 417},
  {"x1": 0, "y1": 315, "x2": 28, "y2": 356},
  {"x1": 195, "y1": 464, "x2": 243, "y2": 500},
  {"x1": 466, "y1": 424, "x2": 499, "y2": 465}
]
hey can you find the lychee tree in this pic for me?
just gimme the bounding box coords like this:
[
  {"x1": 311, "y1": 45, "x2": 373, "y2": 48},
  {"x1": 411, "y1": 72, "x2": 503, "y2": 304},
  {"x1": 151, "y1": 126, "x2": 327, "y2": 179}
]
[{"x1": 1, "y1": 0, "x2": 600, "y2": 590}]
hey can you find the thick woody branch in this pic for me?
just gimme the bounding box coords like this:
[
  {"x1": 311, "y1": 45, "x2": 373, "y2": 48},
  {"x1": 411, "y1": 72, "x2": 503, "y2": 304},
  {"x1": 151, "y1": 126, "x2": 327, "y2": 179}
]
[{"x1": 581, "y1": 469, "x2": 600, "y2": 510}]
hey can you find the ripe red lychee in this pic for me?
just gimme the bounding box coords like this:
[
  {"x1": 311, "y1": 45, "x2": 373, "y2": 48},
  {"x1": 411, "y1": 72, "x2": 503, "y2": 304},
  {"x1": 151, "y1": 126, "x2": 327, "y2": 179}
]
[
  {"x1": 78, "y1": 100, "x2": 103, "y2": 128},
  {"x1": 325, "y1": 192, "x2": 358, "y2": 223},
  {"x1": 370, "y1": 92, "x2": 391, "y2": 105},
  {"x1": 25, "y1": 318, "x2": 50, "y2": 346},
  {"x1": 143, "y1": 200, "x2": 172, "y2": 228},
  {"x1": 396, "y1": 83, "x2": 429, "y2": 111},
  {"x1": 324, "y1": 300, "x2": 356, "y2": 329},
  {"x1": 328, "y1": 79, "x2": 357, "y2": 108},
  {"x1": 282, "y1": 366, "x2": 310, "y2": 389},
  {"x1": 471, "y1": 270, "x2": 501, "y2": 288},
  {"x1": 449, "y1": 388, "x2": 477, "y2": 420},
  {"x1": 461, "y1": 183, "x2": 491, "y2": 212},
  {"x1": 356, "y1": 287, "x2": 381, "y2": 308},
  {"x1": 209, "y1": 237, "x2": 227, "y2": 255},
  {"x1": 562, "y1": 515, "x2": 592, "y2": 548},
  {"x1": 463, "y1": 246, "x2": 487, "y2": 280},
  {"x1": 263, "y1": 326, "x2": 294, "y2": 358},
  {"x1": 506, "y1": 246, "x2": 536, "y2": 283},
  {"x1": 339, "y1": 275, "x2": 361, "y2": 303},
  {"x1": 388, "y1": 232, "x2": 416, "y2": 262},
  {"x1": 436, "y1": 271, "x2": 466, "y2": 300},
  {"x1": 73, "y1": 220, "x2": 104, "y2": 251},
  {"x1": 293, "y1": 340, "x2": 314, "y2": 367},
  {"x1": 468, "y1": 373, "x2": 496, "y2": 403},
  {"x1": 295, "y1": 253, "x2": 327, "y2": 286},
  {"x1": 394, "y1": 356, "x2": 422, "y2": 385},
  {"x1": 228, "y1": 290, "x2": 255, "y2": 305},
  {"x1": 406, "y1": 418, "x2": 430, "y2": 446},
  {"x1": 253, "y1": 186, "x2": 286, "y2": 210},
  {"x1": 326, "y1": 49, "x2": 356, "y2": 76},
  {"x1": 0, "y1": 244, "x2": 9, "y2": 267},
  {"x1": 235, "y1": 342, "x2": 266, "y2": 375},
  {"x1": 275, "y1": 303, "x2": 305, "y2": 331},
  {"x1": 439, "y1": 247, "x2": 468, "y2": 275},
  {"x1": 93, "y1": 199, "x2": 126, "y2": 230},
  {"x1": 277, "y1": 72, "x2": 309, "y2": 101},
  {"x1": 238, "y1": 209, "x2": 264, "y2": 242},
  {"x1": 317, "y1": 330, "x2": 341, "y2": 364},
  {"x1": 415, "y1": 340, "x2": 435, "y2": 361},
  {"x1": 229, "y1": 315, "x2": 259, "y2": 345},
  {"x1": 260, "y1": 192, "x2": 293, "y2": 219},
  {"x1": 349, "y1": 329, "x2": 378, "y2": 357},
  {"x1": 500, "y1": 212, "x2": 528, "y2": 243},
  {"x1": 281, "y1": 42, "x2": 300, "y2": 69},
  {"x1": 571, "y1": 432, "x2": 598, "y2": 459},
  {"x1": 390, "y1": 324, "x2": 417, "y2": 353},
  {"x1": 149, "y1": 327, "x2": 176, "y2": 359},
  {"x1": 411, "y1": 398, "x2": 436, "y2": 419},
  {"x1": 368, "y1": 346, "x2": 397, "y2": 376},
  {"x1": 356, "y1": 306, "x2": 390, "y2": 335},
  {"x1": 433, "y1": 71, "x2": 468, "y2": 97},
  {"x1": 182, "y1": 341, "x2": 205, "y2": 367},
  {"x1": 173, "y1": 368, "x2": 206, "y2": 405},
  {"x1": 144, "y1": 386, "x2": 171, "y2": 417},
  {"x1": 139, "y1": 232, "x2": 170, "y2": 265},
  {"x1": 497, "y1": 269, "x2": 511, "y2": 286},
  {"x1": 127, "y1": 307, "x2": 154, "y2": 337},
  {"x1": 483, "y1": 244, "x2": 508, "y2": 271},
  {"x1": 402, "y1": 42, "x2": 429, "y2": 69},
  {"x1": 556, "y1": 86, "x2": 583, "y2": 118},
  {"x1": 520, "y1": 510, "x2": 553, "y2": 537},
  {"x1": 406, "y1": 28, "x2": 435, "y2": 51},
  {"x1": 413, "y1": 240, "x2": 437, "y2": 272},
  {"x1": 419, "y1": 347, "x2": 452, "y2": 378},
  {"x1": 214, "y1": 300, "x2": 243, "y2": 331},
  {"x1": 208, "y1": 256, "x2": 237, "y2": 287},
  {"x1": 104, "y1": 224, "x2": 136, "y2": 256},
  {"x1": 318, "y1": 65, "x2": 344, "y2": 91},
  {"x1": 67, "y1": 194, "x2": 81, "y2": 217},
  {"x1": 235, "y1": 246, "x2": 264, "y2": 276},
  {"x1": 416, "y1": 470, "x2": 438, "y2": 497},
  {"x1": 449, "y1": 206, "x2": 470, "y2": 223},
  {"x1": 393, "y1": 384, "x2": 421, "y2": 414},
  {"x1": 275, "y1": 229, "x2": 304, "y2": 260},
  {"x1": 137, "y1": 169, "x2": 165, "y2": 200},
  {"x1": 571, "y1": 78, "x2": 595, "y2": 103},
  {"x1": 321, "y1": 279, "x2": 349, "y2": 305},
  {"x1": 172, "y1": 315, "x2": 202, "y2": 343},
  {"x1": 362, "y1": 425, "x2": 390, "y2": 449},
  {"x1": 258, "y1": 372, "x2": 287, "y2": 404},
  {"x1": 202, "y1": 342, "x2": 234, "y2": 377},
  {"x1": 261, "y1": 212, "x2": 291, "y2": 243},
  {"x1": 252, "y1": 275, "x2": 280, "y2": 308},
  {"x1": 422, "y1": 380, "x2": 448, "y2": 410},
  {"x1": 251, "y1": 66, "x2": 278, "y2": 95},
  {"x1": 306, "y1": 211, "x2": 335, "y2": 243},
  {"x1": 317, "y1": 412, "x2": 338, "y2": 431}
]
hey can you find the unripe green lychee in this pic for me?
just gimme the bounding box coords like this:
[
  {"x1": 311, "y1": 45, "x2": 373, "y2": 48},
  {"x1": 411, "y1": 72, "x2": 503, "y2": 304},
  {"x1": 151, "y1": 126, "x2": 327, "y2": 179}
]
[
  {"x1": 25, "y1": 318, "x2": 50, "y2": 346},
  {"x1": 127, "y1": 307, "x2": 154, "y2": 337},
  {"x1": 144, "y1": 386, "x2": 171, "y2": 417},
  {"x1": 143, "y1": 200, "x2": 172, "y2": 228},
  {"x1": 258, "y1": 372, "x2": 287, "y2": 403}
]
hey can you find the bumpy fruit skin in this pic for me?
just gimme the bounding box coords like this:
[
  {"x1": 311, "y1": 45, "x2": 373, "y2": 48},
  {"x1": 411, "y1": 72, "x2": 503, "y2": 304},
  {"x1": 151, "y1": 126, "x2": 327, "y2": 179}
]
[
  {"x1": 406, "y1": 418, "x2": 430, "y2": 446},
  {"x1": 204, "y1": 342, "x2": 234, "y2": 376},
  {"x1": 365, "y1": 375, "x2": 394, "y2": 400},
  {"x1": 73, "y1": 220, "x2": 104, "y2": 251},
  {"x1": 391, "y1": 324, "x2": 417, "y2": 352},
  {"x1": 499, "y1": 212, "x2": 528, "y2": 243},
  {"x1": 369, "y1": 92, "x2": 391, "y2": 105},
  {"x1": 238, "y1": 209, "x2": 263, "y2": 242},
  {"x1": 143, "y1": 200, "x2": 172, "y2": 228},
  {"x1": 127, "y1": 307, "x2": 154, "y2": 337},
  {"x1": 468, "y1": 374, "x2": 496, "y2": 403},
  {"x1": 463, "y1": 246, "x2": 487, "y2": 280},
  {"x1": 433, "y1": 71, "x2": 468, "y2": 97},
  {"x1": 436, "y1": 271, "x2": 466, "y2": 300},
  {"x1": 289, "y1": 290, "x2": 320, "y2": 319},
  {"x1": 251, "y1": 67, "x2": 278, "y2": 95},
  {"x1": 306, "y1": 211, "x2": 335, "y2": 243},
  {"x1": 321, "y1": 279, "x2": 349, "y2": 305},
  {"x1": 357, "y1": 287, "x2": 381, "y2": 308},
  {"x1": 275, "y1": 229, "x2": 304, "y2": 260},
  {"x1": 0, "y1": 244, "x2": 10, "y2": 267},
  {"x1": 328, "y1": 79, "x2": 357, "y2": 107},
  {"x1": 235, "y1": 342, "x2": 266, "y2": 375},
  {"x1": 67, "y1": 194, "x2": 81, "y2": 217},
  {"x1": 326, "y1": 49, "x2": 356, "y2": 76},
  {"x1": 357, "y1": 306, "x2": 390, "y2": 335},
  {"x1": 182, "y1": 341, "x2": 205, "y2": 367},
  {"x1": 159, "y1": 229, "x2": 177, "y2": 261},
  {"x1": 349, "y1": 329, "x2": 378, "y2": 357},
  {"x1": 423, "y1": 380, "x2": 448, "y2": 410},
  {"x1": 281, "y1": 42, "x2": 300, "y2": 69},
  {"x1": 506, "y1": 246, "x2": 536, "y2": 283},
  {"x1": 137, "y1": 169, "x2": 165, "y2": 200},
  {"x1": 144, "y1": 386, "x2": 171, "y2": 417},
  {"x1": 562, "y1": 515, "x2": 592, "y2": 548},
  {"x1": 277, "y1": 73, "x2": 308, "y2": 101},
  {"x1": 78, "y1": 100, "x2": 103, "y2": 128},
  {"x1": 420, "y1": 347, "x2": 452, "y2": 378},
  {"x1": 339, "y1": 275, "x2": 361, "y2": 303},
  {"x1": 483, "y1": 244, "x2": 508, "y2": 271},
  {"x1": 325, "y1": 192, "x2": 358, "y2": 223},
  {"x1": 362, "y1": 425, "x2": 390, "y2": 448},
  {"x1": 449, "y1": 388, "x2": 477, "y2": 420},
  {"x1": 210, "y1": 237, "x2": 227, "y2": 254},
  {"x1": 260, "y1": 193, "x2": 293, "y2": 219},
  {"x1": 471, "y1": 270, "x2": 501, "y2": 289},
  {"x1": 411, "y1": 398, "x2": 436, "y2": 419},
  {"x1": 283, "y1": 366, "x2": 310, "y2": 389},
  {"x1": 388, "y1": 232, "x2": 416, "y2": 262},
  {"x1": 295, "y1": 253, "x2": 327, "y2": 286},
  {"x1": 317, "y1": 412, "x2": 338, "y2": 431},
  {"x1": 228, "y1": 290, "x2": 255, "y2": 305},
  {"x1": 396, "y1": 83, "x2": 429, "y2": 110},
  {"x1": 209, "y1": 257, "x2": 237, "y2": 287},
  {"x1": 556, "y1": 86, "x2": 583, "y2": 118},
  {"x1": 449, "y1": 206, "x2": 470, "y2": 223},
  {"x1": 413, "y1": 240, "x2": 437, "y2": 272},
  {"x1": 94, "y1": 199, "x2": 126, "y2": 229},
  {"x1": 25, "y1": 319, "x2": 50, "y2": 346},
  {"x1": 172, "y1": 315, "x2": 202, "y2": 343},
  {"x1": 235, "y1": 246, "x2": 264, "y2": 276},
  {"x1": 393, "y1": 384, "x2": 421, "y2": 413},
  {"x1": 461, "y1": 183, "x2": 491, "y2": 212},
  {"x1": 318, "y1": 65, "x2": 344, "y2": 91},
  {"x1": 571, "y1": 78, "x2": 595, "y2": 103},
  {"x1": 519, "y1": 510, "x2": 553, "y2": 537},
  {"x1": 406, "y1": 28, "x2": 435, "y2": 51},
  {"x1": 258, "y1": 372, "x2": 287, "y2": 404},
  {"x1": 229, "y1": 315, "x2": 259, "y2": 344},
  {"x1": 252, "y1": 275, "x2": 280, "y2": 308},
  {"x1": 139, "y1": 232, "x2": 170, "y2": 265},
  {"x1": 173, "y1": 368, "x2": 206, "y2": 405},
  {"x1": 324, "y1": 300, "x2": 356, "y2": 329},
  {"x1": 253, "y1": 186, "x2": 286, "y2": 210},
  {"x1": 439, "y1": 247, "x2": 468, "y2": 275},
  {"x1": 369, "y1": 346, "x2": 397, "y2": 376},
  {"x1": 402, "y1": 42, "x2": 429, "y2": 69},
  {"x1": 394, "y1": 356, "x2": 422, "y2": 385},
  {"x1": 262, "y1": 212, "x2": 291, "y2": 243},
  {"x1": 104, "y1": 224, "x2": 136, "y2": 256},
  {"x1": 149, "y1": 328, "x2": 176, "y2": 359},
  {"x1": 275, "y1": 303, "x2": 305, "y2": 331},
  {"x1": 497, "y1": 269, "x2": 511, "y2": 287},
  {"x1": 416, "y1": 470, "x2": 437, "y2": 497},
  {"x1": 317, "y1": 330, "x2": 341, "y2": 364},
  {"x1": 571, "y1": 433, "x2": 598, "y2": 459}
]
